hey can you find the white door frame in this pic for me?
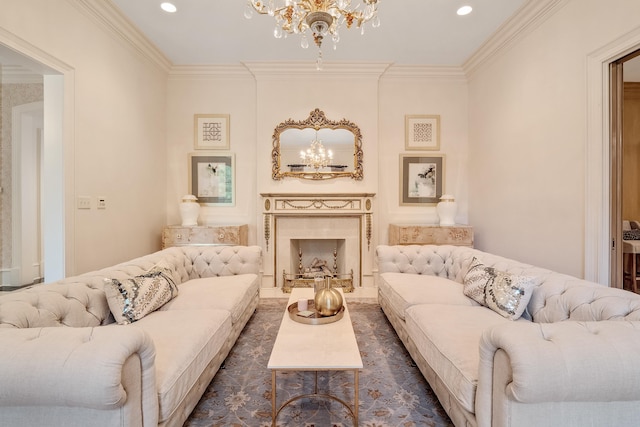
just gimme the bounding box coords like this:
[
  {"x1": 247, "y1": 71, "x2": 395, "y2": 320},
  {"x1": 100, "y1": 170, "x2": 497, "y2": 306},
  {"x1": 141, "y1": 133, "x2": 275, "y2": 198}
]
[
  {"x1": 586, "y1": 28, "x2": 640, "y2": 284},
  {"x1": 11, "y1": 101, "x2": 44, "y2": 286}
]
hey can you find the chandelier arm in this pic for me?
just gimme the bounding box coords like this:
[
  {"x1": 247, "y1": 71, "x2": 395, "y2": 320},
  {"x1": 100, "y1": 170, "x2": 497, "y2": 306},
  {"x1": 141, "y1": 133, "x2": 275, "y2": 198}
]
[{"x1": 247, "y1": 0, "x2": 380, "y2": 63}]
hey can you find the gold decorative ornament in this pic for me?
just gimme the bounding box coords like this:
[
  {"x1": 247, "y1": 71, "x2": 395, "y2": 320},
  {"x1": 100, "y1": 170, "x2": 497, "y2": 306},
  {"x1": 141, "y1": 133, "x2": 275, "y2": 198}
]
[
  {"x1": 264, "y1": 214, "x2": 272, "y2": 251},
  {"x1": 314, "y1": 277, "x2": 344, "y2": 316},
  {"x1": 271, "y1": 108, "x2": 363, "y2": 181}
]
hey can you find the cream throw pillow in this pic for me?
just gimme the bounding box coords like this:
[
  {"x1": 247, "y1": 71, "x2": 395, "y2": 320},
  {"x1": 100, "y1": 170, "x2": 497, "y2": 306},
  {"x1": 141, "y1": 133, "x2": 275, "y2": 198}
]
[
  {"x1": 463, "y1": 257, "x2": 537, "y2": 320},
  {"x1": 104, "y1": 261, "x2": 179, "y2": 325}
]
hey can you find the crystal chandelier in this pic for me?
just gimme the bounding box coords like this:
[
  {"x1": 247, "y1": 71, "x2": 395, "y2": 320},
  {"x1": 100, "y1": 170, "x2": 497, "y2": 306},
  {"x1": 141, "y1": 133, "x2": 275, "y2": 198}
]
[
  {"x1": 244, "y1": 0, "x2": 381, "y2": 69},
  {"x1": 300, "y1": 134, "x2": 333, "y2": 170}
]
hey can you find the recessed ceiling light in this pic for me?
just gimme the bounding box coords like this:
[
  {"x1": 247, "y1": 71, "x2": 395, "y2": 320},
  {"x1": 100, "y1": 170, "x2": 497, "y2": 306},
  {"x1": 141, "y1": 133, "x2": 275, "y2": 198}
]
[
  {"x1": 160, "y1": 2, "x2": 177, "y2": 13},
  {"x1": 457, "y1": 5, "x2": 473, "y2": 16}
]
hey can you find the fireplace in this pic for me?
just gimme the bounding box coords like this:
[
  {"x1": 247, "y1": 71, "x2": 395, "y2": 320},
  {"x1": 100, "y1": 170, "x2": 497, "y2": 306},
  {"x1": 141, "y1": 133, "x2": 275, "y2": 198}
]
[{"x1": 260, "y1": 193, "x2": 375, "y2": 290}]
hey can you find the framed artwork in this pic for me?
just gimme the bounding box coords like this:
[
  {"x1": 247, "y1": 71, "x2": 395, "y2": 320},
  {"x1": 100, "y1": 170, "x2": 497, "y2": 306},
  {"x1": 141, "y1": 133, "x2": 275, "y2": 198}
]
[
  {"x1": 400, "y1": 154, "x2": 445, "y2": 205},
  {"x1": 188, "y1": 153, "x2": 235, "y2": 206},
  {"x1": 194, "y1": 114, "x2": 230, "y2": 150},
  {"x1": 405, "y1": 115, "x2": 440, "y2": 151}
]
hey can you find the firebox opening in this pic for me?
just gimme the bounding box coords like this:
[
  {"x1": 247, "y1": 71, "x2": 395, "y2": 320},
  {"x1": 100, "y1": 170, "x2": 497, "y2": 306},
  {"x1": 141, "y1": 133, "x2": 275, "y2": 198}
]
[{"x1": 290, "y1": 238, "x2": 347, "y2": 277}]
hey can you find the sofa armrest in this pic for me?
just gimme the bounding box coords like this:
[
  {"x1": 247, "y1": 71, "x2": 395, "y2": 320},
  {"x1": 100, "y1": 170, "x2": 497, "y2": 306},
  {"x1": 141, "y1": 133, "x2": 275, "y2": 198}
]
[
  {"x1": 0, "y1": 326, "x2": 157, "y2": 415},
  {"x1": 476, "y1": 321, "x2": 640, "y2": 425}
]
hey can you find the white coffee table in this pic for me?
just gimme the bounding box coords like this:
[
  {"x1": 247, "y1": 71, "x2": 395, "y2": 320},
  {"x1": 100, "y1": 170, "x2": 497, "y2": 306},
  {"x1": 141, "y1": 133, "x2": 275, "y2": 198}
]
[{"x1": 268, "y1": 288, "x2": 363, "y2": 426}]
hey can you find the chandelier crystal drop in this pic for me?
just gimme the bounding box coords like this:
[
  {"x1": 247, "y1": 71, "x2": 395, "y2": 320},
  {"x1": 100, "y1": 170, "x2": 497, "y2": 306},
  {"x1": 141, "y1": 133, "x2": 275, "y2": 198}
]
[
  {"x1": 300, "y1": 134, "x2": 333, "y2": 171},
  {"x1": 245, "y1": 0, "x2": 381, "y2": 67}
]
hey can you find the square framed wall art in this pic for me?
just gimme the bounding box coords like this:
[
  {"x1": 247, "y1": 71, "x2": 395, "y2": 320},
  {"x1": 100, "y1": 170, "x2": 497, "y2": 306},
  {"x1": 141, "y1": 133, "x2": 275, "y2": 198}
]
[
  {"x1": 188, "y1": 153, "x2": 235, "y2": 206},
  {"x1": 405, "y1": 115, "x2": 440, "y2": 151},
  {"x1": 194, "y1": 114, "x2": 230, "y2": 150},
  {"x1": 400, "y1": 154, "x2": 445, "y2": 205}
]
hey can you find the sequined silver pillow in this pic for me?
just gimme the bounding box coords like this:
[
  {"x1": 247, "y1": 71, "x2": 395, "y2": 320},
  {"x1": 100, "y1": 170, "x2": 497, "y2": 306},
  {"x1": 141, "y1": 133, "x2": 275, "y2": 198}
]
[
  {"x1": 464, "y1": 257, "x2": 537, "y2": 320},
  {"x1": 104, "y1": 262, "x2": 179, "y2": 325},
  {"x1": 463, "y1": 257, "x2": 491, "y2": 305}
]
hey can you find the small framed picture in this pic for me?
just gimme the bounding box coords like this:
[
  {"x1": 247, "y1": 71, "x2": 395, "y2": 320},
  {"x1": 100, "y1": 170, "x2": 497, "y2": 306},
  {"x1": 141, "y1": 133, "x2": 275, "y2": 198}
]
[
  {"x1": 194, "y1": 114, "x2": 230, "y2": 150},
  {"x1": 405, "y1": 115, "x2": 440, "y2": 151},
  {"x1": 188, "y1": 153, "x2": 235, "y2": 206},
  {"x1": 400, "y1": 154, "x2": 445, "y2": 205}
]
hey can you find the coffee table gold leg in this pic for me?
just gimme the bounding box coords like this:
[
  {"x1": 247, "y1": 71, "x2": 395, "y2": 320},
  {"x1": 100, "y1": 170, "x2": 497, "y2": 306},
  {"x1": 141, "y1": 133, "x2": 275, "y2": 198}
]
[
  {"x1": 354, "y1": 370, "x2": 359, "y2": 426},
  {"x1": 271, "y1": 370, "x2": 276, "y2": 427}
]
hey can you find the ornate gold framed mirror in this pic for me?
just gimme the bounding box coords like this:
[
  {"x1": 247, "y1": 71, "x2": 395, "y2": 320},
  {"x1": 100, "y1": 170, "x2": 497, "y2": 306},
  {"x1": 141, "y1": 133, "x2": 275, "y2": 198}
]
[{"x1": 272, "y1": 108, "x2": 363, "y2": 180}]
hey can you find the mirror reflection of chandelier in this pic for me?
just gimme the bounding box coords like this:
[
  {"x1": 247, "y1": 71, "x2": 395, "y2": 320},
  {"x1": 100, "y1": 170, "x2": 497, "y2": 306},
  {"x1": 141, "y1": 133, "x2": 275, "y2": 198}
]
[
  {"x1": 300, "y1": 133, "x2": 333, "y2": 171},
  {"x1": 244, "y1": 0, "x2": 381, "y2": 69}
]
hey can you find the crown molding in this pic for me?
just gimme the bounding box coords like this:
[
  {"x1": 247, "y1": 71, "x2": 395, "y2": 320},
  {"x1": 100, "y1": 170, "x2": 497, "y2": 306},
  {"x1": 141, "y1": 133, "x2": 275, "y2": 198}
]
[
  {"x1": 463, "y1": 0, "x2": 570, "y2": 78},
  {"x1": 70, "y1": 0, "x2": 172, "y2": 73},
  {"x1": 381, "y1": 65, "x2": 467, "y2": 81},
  {"x1": 169, "y1": 64, "x2": 254, "y2": 79},
  {"x1": 242, "y1": 61, "x2": 392, "y2": 79}
]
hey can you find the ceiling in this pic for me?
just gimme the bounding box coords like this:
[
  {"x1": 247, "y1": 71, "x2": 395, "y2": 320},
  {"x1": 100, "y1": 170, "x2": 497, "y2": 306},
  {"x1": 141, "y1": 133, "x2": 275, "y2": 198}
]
[{"x1": 110, "y1": 0, "x2": 528, "y2": 66}]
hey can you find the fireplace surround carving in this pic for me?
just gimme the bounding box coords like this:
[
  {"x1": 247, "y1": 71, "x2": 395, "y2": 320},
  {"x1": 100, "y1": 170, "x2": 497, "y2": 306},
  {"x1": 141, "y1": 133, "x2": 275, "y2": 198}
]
[{"x1": 261, "y1": 193, "x2": 375, "y2": 290}]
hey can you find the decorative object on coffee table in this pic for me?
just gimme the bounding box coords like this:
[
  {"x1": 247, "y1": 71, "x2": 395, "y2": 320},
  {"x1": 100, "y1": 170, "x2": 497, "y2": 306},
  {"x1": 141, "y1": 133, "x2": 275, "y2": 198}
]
[
  {"x1": 287, "y1": 298, "x2": 345, "y2": 325},
  {"x1": 314, "y1": 277, "x2": 344, "y2": 316}
]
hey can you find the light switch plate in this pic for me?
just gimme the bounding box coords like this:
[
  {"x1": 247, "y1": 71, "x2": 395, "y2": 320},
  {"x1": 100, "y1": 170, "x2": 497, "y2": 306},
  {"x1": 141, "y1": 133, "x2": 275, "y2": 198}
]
[{"x1": 77, "y1": 196, "x2": 91, "y2": 209}]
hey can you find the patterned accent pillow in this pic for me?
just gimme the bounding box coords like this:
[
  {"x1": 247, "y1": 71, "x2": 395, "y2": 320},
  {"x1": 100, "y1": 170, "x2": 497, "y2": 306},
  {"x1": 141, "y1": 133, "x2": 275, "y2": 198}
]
[
  {"x1": 623, "y1": 229, "x2": 640, "y2": 240},
  {"x1": 463, "y1": 257, "x2": 537, "y2": 320},
  {"x1": 462, "y1": 257, "x2": 490, "y2": 305},
  {"x1": 104, "y1": 262, "x2": 179, "y2": 325}
]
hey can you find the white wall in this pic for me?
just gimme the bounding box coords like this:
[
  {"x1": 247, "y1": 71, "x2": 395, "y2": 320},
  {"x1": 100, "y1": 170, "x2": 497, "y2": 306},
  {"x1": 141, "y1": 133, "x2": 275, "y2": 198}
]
[
  {"x1": 0, "y1": 0, "x2": 169, "y2": 274},
  {"x1": 378, "y1": 67, "x2": 469, "y2": 243},
  {"x1": 467, "y1": 0, "x2": 640, "y2": 278},
  {"x1": 163, "y1": 63, "x2": 471, "y2": 280},
  {"x1": 165, "y1": 67, "x2": 257, "y2": 238}
]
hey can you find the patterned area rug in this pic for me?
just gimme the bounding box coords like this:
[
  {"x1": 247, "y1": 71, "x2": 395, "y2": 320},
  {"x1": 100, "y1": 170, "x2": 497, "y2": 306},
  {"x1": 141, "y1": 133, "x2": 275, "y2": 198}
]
[{"x1": 185, "y1": 299, "x2": 453, "y2": 427}]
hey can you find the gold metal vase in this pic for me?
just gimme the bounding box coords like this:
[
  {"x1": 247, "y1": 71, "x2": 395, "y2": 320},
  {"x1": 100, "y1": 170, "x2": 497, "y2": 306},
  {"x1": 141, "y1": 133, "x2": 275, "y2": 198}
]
[{"x1": 314, "y1": 277, "x2": 343, "y2": 317}]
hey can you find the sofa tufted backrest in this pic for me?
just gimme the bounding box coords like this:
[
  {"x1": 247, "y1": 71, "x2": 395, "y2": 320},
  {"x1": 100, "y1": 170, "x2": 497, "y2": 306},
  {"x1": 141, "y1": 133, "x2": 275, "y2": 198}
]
[
  {"x1": 0, "y1": 282, "x2": 111, "y2": 328},
  {"x1": 0, "y1": 245, "x2": 262, "y2": 329},
  {"x1": 528, "y1": 274, "x2": 640, "y2": 322},
  {"x1": 375, "y1": 245, "x2": 547, "y2": 283},
  {"x1": 375, "y1": 244, "x2": 640, "y2": 323},
  {"x1": 179, "y1": 245, "x2": 262, "y2": 280}
]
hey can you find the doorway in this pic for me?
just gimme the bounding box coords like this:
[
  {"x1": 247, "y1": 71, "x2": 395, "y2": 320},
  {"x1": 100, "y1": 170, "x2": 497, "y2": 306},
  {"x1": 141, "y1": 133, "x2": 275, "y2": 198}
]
[
  {"x1": 610, "y1": 50, "x2": 640, "y2": 291},
  {"x1": 0, "y1": 45, "x2": 66, "y2": 290}
]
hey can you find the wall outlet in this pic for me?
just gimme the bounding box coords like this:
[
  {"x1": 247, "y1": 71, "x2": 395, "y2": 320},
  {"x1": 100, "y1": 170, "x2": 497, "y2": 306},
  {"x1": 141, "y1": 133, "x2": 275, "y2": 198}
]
[
  {"x1": 77, "y1": 196, "x2": 91, "y2": 209},
  {"x1": 97, "y1": 197, "x2": 106, "y2": 209}
]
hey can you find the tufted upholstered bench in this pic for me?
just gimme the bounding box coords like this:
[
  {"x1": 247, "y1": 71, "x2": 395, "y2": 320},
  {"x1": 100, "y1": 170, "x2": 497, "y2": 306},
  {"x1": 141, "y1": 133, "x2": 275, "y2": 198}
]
[
  {"x1": 376, "y1": 244, "x2": 640, "y2": 427},
  {"x1": 0, "y1": 245, "x2": 261, "y2": 427}
]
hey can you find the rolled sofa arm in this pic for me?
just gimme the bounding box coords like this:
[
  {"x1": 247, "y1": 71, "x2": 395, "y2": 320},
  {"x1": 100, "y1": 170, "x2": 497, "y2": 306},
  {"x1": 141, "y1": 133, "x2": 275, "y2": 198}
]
[
  {"x1": 0, "y1": 326, "x2": 157, "y2": 415},
  {"x1": 476, "y1": 321, "x2": 640, "y2": 423}
]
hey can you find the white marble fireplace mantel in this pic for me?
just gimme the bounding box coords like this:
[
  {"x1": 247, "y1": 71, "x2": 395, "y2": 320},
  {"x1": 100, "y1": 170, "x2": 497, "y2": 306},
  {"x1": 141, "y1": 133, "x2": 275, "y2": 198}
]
[{"x1": 260, "y1": 193, "x2": 375, "y2": 289}]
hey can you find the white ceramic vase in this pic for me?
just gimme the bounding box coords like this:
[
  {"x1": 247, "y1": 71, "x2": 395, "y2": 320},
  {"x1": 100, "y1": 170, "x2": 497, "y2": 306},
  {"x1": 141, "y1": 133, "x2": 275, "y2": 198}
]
[
  {"x1": 436, "y1": 194, "x2": 457, "y2": 226},
  {"x1": 179, "y1": 195, "x2": 200, "y2": 226}
]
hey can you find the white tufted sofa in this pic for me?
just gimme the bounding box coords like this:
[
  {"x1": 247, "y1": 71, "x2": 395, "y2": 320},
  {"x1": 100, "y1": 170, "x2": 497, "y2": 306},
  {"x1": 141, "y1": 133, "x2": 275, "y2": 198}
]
[
  {"x1": 0, "y1": 245, "x2": 262, "y2": 427},
  {"x1": 376, "y1": 244, "x2": 640, "y2": 427}
]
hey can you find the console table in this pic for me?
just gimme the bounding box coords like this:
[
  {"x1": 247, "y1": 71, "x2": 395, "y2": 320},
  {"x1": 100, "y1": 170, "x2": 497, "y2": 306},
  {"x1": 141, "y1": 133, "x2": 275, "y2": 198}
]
[
  {"x1": 388, "y1": 224, "x2": 474, "y2": 247},
  {"x1": 162, "y1": 225, "x2": 248, "y2": 249}
]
